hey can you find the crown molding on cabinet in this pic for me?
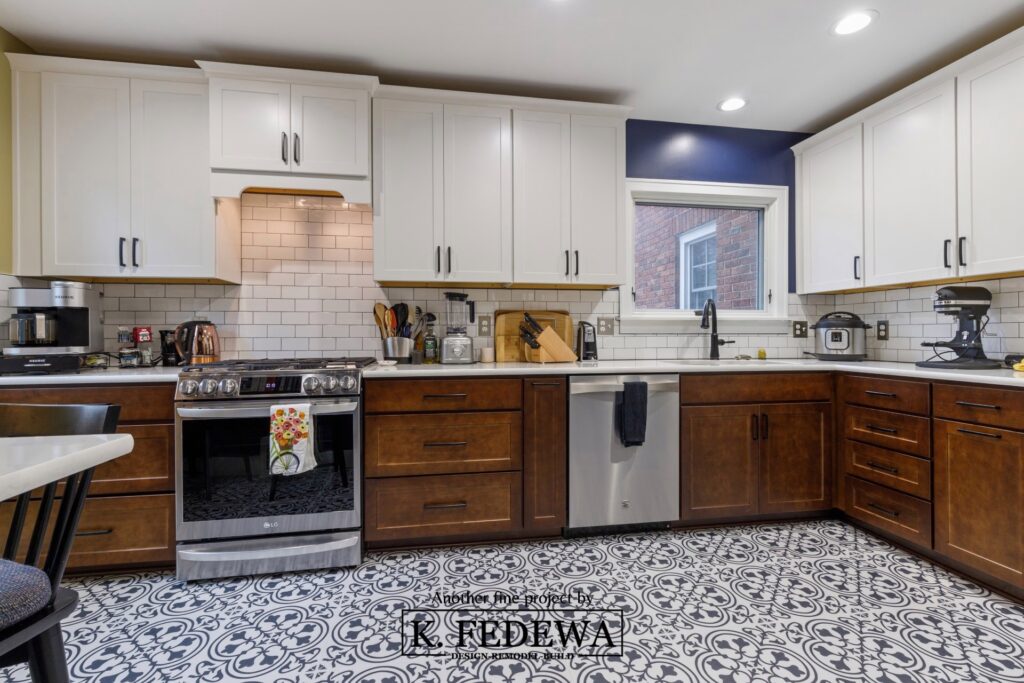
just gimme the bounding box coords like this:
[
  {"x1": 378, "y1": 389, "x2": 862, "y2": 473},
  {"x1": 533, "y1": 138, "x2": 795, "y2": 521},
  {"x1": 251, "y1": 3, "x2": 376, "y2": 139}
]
[
  {"x1": 5, "y1": 52, "x2": 204, "y2": 82},
  {"x1": 373, "y1": 84, "x2": 630, "y2": 117},
  {"x1": 196, "y1": 60, "x2": 379, "y2": 91}
]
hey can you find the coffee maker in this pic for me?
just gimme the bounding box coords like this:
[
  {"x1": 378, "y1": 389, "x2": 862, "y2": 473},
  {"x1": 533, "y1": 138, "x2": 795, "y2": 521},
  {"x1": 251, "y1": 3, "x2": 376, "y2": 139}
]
[
  {"x1": 5, "y1": 282, "x2": 103, "y2": 356},
  {"x1": 916, "y1": 286, "x2": 1001, "y2": 370}
]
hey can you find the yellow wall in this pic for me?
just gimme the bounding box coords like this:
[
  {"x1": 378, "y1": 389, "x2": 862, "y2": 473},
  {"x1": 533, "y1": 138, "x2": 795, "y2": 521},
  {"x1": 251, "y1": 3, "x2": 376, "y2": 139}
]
[{"x1": 0, "y1": 28, "x2": 32, "y2": 275}]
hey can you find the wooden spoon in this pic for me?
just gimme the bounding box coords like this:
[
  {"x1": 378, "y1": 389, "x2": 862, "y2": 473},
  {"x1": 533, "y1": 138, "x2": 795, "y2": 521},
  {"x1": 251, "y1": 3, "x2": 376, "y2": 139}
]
[{"x1": 373, "y1": 303, "x2": 389, "y2": 339}]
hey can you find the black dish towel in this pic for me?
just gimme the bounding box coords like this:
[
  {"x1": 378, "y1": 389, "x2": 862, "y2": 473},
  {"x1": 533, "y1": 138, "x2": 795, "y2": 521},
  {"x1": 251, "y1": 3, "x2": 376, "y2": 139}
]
[{"x1": 616, "y1": 381, "x2": 648, "y2": 447}]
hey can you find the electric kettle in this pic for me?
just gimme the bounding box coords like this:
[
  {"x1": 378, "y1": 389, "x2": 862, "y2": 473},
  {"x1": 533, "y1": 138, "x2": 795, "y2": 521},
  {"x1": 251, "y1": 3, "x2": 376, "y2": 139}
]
[{"x1": 174, "y1": 320, "x2": 221, "y2": 365}]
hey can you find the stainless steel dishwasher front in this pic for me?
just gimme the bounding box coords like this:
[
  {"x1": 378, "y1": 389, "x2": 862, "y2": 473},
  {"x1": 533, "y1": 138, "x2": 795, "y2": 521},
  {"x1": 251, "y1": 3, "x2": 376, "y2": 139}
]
[{"x1": 568, "y1": 374, "x2": 680, "y2": 528}]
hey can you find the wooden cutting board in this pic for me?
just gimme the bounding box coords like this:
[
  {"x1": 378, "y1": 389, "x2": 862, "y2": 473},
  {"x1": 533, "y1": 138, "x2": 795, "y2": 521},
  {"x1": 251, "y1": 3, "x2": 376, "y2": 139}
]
[{"x1": 494, "y1": 310, "x2": 574, "y2": 362}]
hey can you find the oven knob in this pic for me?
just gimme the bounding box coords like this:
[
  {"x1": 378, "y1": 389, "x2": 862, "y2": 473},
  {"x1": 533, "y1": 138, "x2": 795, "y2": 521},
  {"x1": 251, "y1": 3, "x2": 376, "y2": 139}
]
[
  {"x1": 199, "y1": 378, "x2": 219, "y2": 396},
  {"x1": 323, "y1": 376, "x2": 340, "y2": 392},
  {"x1": 219, "y1": 378, "x2": 238, "y2": 396},
  {"x1": 339, "y1": 375, "x2": 356, "y2": 391},
  {"x1": 302, "y1": 376, "x2": 321, "y2": 394},
  {"x1": 179, "y1": 379, "x2": 199, "y2": 396}
]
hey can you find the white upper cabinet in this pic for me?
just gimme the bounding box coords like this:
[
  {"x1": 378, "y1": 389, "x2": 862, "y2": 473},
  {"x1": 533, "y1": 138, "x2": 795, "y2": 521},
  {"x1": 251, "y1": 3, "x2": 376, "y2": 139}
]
[
  {"x1": 131, "y1": 79, "x2": 216, "y2": 279},
  {"x1": 956, "y1": 43, "x2": 1024, "y2": 278},
  {"x1": 443, "y1": 104, "x2": 513, "y2": 282},
  {"x1": 372, "y1": 98, "x2": 445, "y2": 282},
  {"x1": 570, "y1": 114, "x2": 626, "y2": 285},
  {"x1": 40, "y1": 72, "x2": 131, "y2": 278},
  {"x1": 291, "y1": 84, "x2": 369, "y2": 176},
  {"x1": 797, "y1": 125, "x2": 864, "y2": 294},
  {"x1": 208, "y1": 77, "x2": 291, "y2": 172},
  {"x1": 512, "y1": 109, "x2": 571, "y2": 284},
  {"x1": 863, "y1": 79, "x2": 957, "y2": 288}
]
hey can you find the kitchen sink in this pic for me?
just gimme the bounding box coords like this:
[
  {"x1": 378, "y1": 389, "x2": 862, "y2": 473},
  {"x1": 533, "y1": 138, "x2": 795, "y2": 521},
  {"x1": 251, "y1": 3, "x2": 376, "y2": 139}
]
[{"x1": 662, "y1": 359, "x2": 795, "y2": 366}]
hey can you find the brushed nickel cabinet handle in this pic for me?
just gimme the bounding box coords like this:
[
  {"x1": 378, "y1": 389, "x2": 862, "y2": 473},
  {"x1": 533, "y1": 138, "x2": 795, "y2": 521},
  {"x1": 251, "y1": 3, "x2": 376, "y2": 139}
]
[
  {"x1": 867, "y1": 503, "x2": 900, "y2": 518},
  {"x1": 423, "y1": 502, "x2": 467, "y2": 510},
  {"x1": 293, "y1": 133, "x2": 300, "y2": 164},
  {"x1": 281, "y1": 132, "x2": 288, "y2": 164}
]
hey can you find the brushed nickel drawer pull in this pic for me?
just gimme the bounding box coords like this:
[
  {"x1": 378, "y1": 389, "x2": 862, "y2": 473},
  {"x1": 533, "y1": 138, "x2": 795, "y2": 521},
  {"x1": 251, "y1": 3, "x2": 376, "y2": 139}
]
[
  {"x1": 423, "y1": 502, "x2": 467, "y2": 510},
  {"x1": 865, "y1": 424, "x2": 898, "y2": 434},
  {"x1": 423, "y1": 393, "x2": 468, "y2": 399},
  {"x1": 75, "y1": 529, "x2": 113, "y2": 537},
  {"x1": 867, "y1": 503, "x2": 900, "y2": 518},
  {"x1": 865, "y1": 390, "x2": 897, "y2": 398},
  {"x1": 424, "y1": 441, "x2": 468, "y2": 448},
  {"x1": 957, "y1": 428, "x2": 1002, "y2": 440},
  {"x1": 955, "y1": 401, "x2": 1001, "y2": 411},
  {"x1": 866, "y1": 461, "x2": 899, "y2": 474}
]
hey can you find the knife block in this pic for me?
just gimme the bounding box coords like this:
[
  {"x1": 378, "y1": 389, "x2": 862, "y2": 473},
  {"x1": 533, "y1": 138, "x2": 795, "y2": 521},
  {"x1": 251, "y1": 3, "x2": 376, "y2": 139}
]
[{"x1": 526, "y1": 327, "x2": 578, "y2": 363}]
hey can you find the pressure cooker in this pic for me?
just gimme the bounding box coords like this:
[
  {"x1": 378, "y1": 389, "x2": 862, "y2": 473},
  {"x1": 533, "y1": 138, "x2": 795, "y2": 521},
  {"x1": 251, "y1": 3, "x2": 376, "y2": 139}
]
[{"x1": 805, "y1": 311, "x2": 871, "y2": 361}]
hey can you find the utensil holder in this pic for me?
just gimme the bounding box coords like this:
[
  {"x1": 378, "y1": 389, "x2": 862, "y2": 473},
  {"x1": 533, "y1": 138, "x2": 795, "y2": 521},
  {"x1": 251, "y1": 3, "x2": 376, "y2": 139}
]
[{"x1": 382, "y1": 337, "x2": 413, "y2": 364}]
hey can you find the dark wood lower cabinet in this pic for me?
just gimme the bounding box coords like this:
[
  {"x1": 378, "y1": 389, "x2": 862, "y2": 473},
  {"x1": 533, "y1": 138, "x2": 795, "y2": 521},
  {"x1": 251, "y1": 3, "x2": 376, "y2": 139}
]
[
  {"x1": 934, "y1": 419, "x2": 1024, "y2": 587},
  {"x1": 680, "y1": 405, "x2": 759, "y2": 520},
  {"x1": 523, "y1": 377, "x2": 567, "y2": 531},
  {"x1": 759, "y1": 402, "x2": 832, "y2": 513}
]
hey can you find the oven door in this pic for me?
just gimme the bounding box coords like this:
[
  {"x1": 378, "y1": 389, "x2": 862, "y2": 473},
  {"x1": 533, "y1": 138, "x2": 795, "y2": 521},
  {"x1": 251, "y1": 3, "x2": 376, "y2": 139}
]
[{"x1": 175, "y1": 398, "x2": 360, "y2": 542}]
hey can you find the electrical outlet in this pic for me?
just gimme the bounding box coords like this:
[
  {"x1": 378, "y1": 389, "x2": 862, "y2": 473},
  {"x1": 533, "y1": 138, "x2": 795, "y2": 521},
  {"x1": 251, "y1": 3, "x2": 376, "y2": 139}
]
[
  {"x1": 793, "y1": 320, "x2": 808, "y2": 338},
  {"x1": 477, "y1": 314, "x2": 492, "y2": 337},
  {"x1": 597, "y1": 317, "x2": 615, "y2": 335},
  {"x1": 876, "y1": 320, "x2": 889, "y2": 341}
]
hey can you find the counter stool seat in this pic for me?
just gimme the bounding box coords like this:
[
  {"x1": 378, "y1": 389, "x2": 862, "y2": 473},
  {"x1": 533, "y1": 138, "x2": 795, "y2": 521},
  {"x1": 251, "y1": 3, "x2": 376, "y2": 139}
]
[{"x1": 0, "y1": 561, "x2": 51, "y2": 631}]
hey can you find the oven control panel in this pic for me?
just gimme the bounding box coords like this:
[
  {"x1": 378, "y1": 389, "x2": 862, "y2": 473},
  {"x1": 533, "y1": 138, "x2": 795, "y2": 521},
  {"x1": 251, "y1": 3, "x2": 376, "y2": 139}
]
[{"x1": 176, "y1": 371, "x2": 361, "y2": 400}]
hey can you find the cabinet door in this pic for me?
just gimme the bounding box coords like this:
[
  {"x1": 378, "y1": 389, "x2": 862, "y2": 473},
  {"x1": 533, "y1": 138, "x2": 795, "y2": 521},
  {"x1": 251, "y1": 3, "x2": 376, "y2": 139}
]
[
  {"x1": 523, "y1": 377, "x2": 567, "y2": 531},
  {"x1": 40, "y1": 72, "x2": 131, "y2": 277},
  {"x1": 680, "y1": 405, "x2": 759, "y2": 520},
  {"x1": 130, "y1": 79, "x2": 215, "y2": 278},
  {"x1": 513, "y1": 110, "x2": 572, "y2": 284},
  {"x1": 443, "y1": 104, "x2": 512, "y2": 282},
  {"x1": 935, "y1": 419, "x2": 1023, "y2": 587},
  {"x1": 372, "y1": 99, "x2": 444, "y2": 282},
  {"x1": 957, "y1": 44, "x2": 1024, "y2": 278},
  {"x1": 759, "y1": 402, "x2": 832, "y2": 513},
  {"x1": 863, "y1": 80, "x2": 957, "y2": 287},
  {"x1": 798, "y1": 125, "x2": 864, "y2": 293},
  {"x1": 570, "y1": 115, "x2": 625, "y2": 285},
  {"x1": 291, "y1": 84, "x2": 368, "y2": 176},
  {"x1": 208, "y1": 77, "x2": 290, "y2": 172}
]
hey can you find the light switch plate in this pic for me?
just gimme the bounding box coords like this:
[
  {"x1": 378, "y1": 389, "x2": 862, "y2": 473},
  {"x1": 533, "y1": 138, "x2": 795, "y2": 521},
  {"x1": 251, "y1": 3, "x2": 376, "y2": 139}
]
[
  {"x1": 877, "y1": 320, "x2": 889, "y2": 341},
  {"x1": 597, "y1": 317, "x2": 615, "y2": 335},
  {"x1": 477, "y1": 314, "x2": 492, "y2": 337},
  {"x1": 793, "y1": 320, "x2": 808, "y2": 338}
]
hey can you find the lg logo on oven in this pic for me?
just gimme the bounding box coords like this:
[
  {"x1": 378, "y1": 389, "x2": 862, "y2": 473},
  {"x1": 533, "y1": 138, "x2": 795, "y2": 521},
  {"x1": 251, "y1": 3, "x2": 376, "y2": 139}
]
[{"x1": 263, "y1": 521, "x2": 280, "y2": 528}]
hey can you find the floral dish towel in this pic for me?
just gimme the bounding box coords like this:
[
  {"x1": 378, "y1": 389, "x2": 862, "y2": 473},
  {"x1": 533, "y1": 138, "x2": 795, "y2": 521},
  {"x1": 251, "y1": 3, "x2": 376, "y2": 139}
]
[{"x1": 269, "y1": 404, "x2": 315, "y2": 476}]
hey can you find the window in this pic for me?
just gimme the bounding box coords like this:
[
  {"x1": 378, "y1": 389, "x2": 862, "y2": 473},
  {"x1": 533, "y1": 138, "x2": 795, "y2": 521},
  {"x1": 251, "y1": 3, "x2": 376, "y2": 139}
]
[{"x1": 621, "y1": 179, "x2": 789, "y2": 332}]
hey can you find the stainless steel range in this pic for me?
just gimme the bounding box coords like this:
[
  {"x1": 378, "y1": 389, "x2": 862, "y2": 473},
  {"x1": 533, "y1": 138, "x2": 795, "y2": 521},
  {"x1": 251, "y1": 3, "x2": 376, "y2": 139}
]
[{"x1": 174, "y1": 357, "x2": 373, "y2": 581}]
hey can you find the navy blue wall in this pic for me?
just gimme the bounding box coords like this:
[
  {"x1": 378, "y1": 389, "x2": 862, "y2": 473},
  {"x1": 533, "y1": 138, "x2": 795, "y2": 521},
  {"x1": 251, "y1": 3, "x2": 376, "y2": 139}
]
[{"x1": 625, "y1": 119, "x2": 809, "y2": 292}]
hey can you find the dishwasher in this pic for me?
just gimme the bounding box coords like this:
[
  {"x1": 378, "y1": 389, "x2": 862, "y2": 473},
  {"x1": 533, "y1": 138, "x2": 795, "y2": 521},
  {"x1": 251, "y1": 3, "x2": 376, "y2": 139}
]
[{"x1": 568, "y1": 374, "x2": 679, "y2": 529}]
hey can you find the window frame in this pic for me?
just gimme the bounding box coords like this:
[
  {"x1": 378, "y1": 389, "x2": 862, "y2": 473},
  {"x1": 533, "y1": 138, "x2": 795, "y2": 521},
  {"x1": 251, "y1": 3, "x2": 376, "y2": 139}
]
[
  {"x1": 676, "y1": 221, "x2": 718, "y2": 310},
  {"x1": 620, "y1": 178, "x2": 790, "y2": 334}
]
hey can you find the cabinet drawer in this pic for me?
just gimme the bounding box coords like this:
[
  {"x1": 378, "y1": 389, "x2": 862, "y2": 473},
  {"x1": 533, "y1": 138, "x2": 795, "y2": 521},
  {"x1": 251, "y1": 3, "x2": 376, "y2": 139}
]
[
  {"x1": 844, "y1": 405, "x2": 931, "y2": 457},
  {"x1": 1, "y1": 494, "x2": 175, "y2": 570},
  {"x1": 934, "y1": 383, "x2": 1024, "y2": 431},
  {"x1": 91, "y1": 424, "x2": 175, "y2": 494},
  {"x1": 0, "y1": 383, "x2": 175, "y2": 423},
  {"x1": 364, "y1": 379, "x2": 522, "y2": 413},
  {"x1": 845, "y1": 476, "x2": 932, "y2": 549},
  {"x1": 365, "y1": 472, "x2": 521, "y2": 542},
  {"x1": 839, "y1": 375, "x2": 930, "y2": 416},
  {"x1": 844, "y1": 440, "x2": 931, "y2": 499},
  {"x1": 680, "y1": 373, "x2": 832, "y2": 405},
  {"x1": 365, "y1": 412, "x2": 522, "y2": 476}
]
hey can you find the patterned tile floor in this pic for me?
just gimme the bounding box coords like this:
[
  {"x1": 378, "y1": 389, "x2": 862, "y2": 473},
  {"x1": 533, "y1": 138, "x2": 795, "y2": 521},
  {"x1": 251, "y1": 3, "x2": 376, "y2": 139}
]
[{"x1": 3, "y1": 520, "x2": 1024, "y2": 682}]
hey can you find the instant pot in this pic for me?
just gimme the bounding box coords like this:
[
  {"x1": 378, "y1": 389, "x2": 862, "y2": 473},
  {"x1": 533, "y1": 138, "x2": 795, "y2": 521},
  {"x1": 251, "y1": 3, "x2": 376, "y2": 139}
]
[{"x1": 806, "y1": 311, "x2": 871, "y2": 361}]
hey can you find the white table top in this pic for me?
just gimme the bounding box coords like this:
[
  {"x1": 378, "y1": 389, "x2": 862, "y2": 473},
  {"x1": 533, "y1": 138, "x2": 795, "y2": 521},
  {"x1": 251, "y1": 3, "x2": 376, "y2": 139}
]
[{"x1": 0, "y1": 434, "x2": 135, "y2": 500}]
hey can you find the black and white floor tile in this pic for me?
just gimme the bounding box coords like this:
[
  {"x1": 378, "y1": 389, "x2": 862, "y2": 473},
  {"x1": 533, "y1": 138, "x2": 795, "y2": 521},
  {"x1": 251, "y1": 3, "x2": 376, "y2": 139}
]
[{"x1": 3, "y1": 520, "x2": 1023, "y2": 682}]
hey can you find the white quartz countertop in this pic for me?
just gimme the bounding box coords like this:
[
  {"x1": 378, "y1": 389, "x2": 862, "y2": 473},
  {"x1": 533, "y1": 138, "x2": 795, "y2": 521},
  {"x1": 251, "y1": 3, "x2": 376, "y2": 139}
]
[
  {"x1": 364, "y1": 358, "x2": 1024, "y2": 388},
  {"x1": 0, "y1": 433, "x2": 134, "y2": 500},
  {"x1": 0, "y1": 365, "x2": 181, "y2": 386}
]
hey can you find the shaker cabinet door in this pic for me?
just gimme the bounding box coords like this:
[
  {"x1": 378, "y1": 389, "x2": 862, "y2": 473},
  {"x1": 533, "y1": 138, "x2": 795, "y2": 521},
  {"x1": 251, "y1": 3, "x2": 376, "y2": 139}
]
[
  {"x1": 758, "y1": 402, "x2": 832, "y2": 513},
  {"x1": 208, "y1": 77, "x2": 291, "y2": 172},
  {"x1": 570, "y1": 114, "x2": 625, "y2": 285},
  {"x1": 680, "y1": 405, "x2": 759, "y2": 520},
  {"x1": 40, "y1": 72, "x2": 131, "y2": 277},
  {"x1": 291, "y1": 84, "x2": 369, "y2": 176}
]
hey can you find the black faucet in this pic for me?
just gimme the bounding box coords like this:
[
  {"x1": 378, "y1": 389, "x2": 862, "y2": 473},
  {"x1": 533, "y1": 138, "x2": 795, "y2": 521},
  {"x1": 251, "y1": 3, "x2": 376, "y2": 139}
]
[{"x1": 698, "y1": 299, "x2": 734, "y2": 360}]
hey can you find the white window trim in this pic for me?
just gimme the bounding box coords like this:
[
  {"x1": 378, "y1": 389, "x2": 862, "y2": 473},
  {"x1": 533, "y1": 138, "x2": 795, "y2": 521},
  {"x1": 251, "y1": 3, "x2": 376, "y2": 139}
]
[
  {"x1": 620, "y1": 178, "x2": 790, "y2": 334},
  {"x1": 677, "y1": 221, "x2": 717, "y2": 309}
]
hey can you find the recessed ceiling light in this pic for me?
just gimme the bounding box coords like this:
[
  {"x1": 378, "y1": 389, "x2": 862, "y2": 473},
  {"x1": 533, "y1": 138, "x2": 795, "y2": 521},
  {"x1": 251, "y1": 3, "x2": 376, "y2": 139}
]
[
  {"x1": 831, "y1": 10, "x2": 878, "y2": 35},
  {"x1": 718, "y1": 97, "x2": 746, "y2": 112}
]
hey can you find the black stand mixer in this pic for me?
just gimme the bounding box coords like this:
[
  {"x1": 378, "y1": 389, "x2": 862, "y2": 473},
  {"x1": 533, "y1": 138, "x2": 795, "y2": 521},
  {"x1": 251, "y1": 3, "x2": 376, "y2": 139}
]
[{"x1": 916, "y1": 286, "x2": 1001, "y2": 370}]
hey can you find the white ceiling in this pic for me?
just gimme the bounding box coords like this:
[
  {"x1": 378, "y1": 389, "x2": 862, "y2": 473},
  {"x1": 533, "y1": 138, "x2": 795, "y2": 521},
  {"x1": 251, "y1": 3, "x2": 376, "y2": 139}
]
[{"x1": 2, "y1": 0, "x2": 1022, "y2": 132}]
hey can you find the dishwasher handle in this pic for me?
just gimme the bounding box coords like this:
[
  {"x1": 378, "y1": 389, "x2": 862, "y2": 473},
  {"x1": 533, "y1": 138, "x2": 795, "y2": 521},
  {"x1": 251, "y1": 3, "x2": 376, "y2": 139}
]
[{"x1": 570, "y1": 378, "x2": 679, "y2": 395}]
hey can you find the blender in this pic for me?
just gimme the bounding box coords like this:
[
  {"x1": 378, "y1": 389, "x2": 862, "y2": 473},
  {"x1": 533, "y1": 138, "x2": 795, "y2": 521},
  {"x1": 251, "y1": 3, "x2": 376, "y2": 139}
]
[{"x1": 441, "y1": 292, "x2": 475, "y2": 364}]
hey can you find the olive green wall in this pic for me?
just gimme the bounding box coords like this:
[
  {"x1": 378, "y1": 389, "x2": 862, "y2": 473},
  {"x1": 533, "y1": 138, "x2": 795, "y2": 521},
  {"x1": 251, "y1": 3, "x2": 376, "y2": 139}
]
[{"x1": 0, "y1": 28, "x2": 32, "y2": 275}]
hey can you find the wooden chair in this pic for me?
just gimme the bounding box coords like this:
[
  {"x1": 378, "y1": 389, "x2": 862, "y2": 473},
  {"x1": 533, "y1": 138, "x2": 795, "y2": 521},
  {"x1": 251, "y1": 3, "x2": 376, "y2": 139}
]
[{"x1": 0, "y1": 402, "x2": 121, "y2": 683}]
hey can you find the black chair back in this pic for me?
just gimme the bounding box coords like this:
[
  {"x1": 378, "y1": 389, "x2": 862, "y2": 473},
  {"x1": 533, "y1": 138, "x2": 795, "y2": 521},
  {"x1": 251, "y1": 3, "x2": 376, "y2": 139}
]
[{"x1": 1, "y1": 403, "x2": 121, "y2": 592}]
